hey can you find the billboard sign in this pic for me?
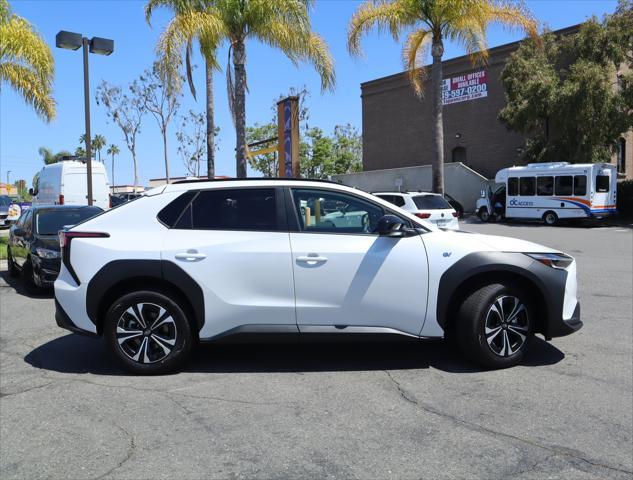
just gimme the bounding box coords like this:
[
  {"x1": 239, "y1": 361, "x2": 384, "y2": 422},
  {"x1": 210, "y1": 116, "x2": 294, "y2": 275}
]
[{"x1": 442, "y1": 70, "x2": 488, "y2": 105}]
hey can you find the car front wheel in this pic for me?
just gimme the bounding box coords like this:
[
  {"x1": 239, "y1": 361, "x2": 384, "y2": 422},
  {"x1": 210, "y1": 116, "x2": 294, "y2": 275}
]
[
  {"x1": 456, "y1": 283, "x2": 533, "y2": 369},
  {"x1": 104, "y1": 290, "x2": 195, "y2": 374}
]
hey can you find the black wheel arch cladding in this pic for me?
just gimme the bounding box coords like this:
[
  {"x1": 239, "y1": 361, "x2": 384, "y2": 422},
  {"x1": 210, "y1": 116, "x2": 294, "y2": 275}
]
[
  {"x1": 437, "y1": 251, "x2": 568, "y2": 336},
  {"x1": 86, "y1": 260, "x2": 205, "y2": 334}
]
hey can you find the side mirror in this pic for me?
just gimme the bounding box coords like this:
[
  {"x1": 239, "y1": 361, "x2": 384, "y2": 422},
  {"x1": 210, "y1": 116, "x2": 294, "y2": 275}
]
[
  {"x1": 376, "y1": 214, "x2": 407, "y2": 237},
  {"x1": 28, "y1": 188, "x2": 34, "y2": 196},
  {"x1": 12, "y1": 227, "x2": 25, "y2": 237}
]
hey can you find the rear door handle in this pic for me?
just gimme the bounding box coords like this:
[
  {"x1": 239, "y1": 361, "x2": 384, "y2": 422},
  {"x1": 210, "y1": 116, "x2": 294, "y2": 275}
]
[
  {"x1": 296, "y1": 254, "x2": 328, "y2": 265},
  {"x1": 175, "y1": 250, "x2": 207, "y2": 261}
]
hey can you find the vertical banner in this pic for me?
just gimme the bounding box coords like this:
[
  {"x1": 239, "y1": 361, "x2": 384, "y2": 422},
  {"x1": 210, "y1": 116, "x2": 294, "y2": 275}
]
[{"x1": 277, "y1": 96, "x2": 300, "y2": 177}]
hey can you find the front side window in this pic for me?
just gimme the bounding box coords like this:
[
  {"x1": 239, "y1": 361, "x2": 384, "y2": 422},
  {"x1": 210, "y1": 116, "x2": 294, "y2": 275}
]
[
  {"x1": 175, "y1": 188, "x2": 278, "y2": 231},
  {"x1": 574, "y1": 176, "x2": 587, "y2": 196},
  {"x1": 537, "y1": 176, "x2": 553, "y2": 196},
  {"x1": 508, "y1": 177, "x2": 518, "y2": 196},
  {"x1": 555, "y1": 176, "x2": 573, "y2": 196},
  {"x1": 596, "y1": 175, "x2": 610, "y2": 193},
  {"x1": 519, "y1": 177, "x2": 535, "y2": 196},
  {"x1": 292, "y1": 188, "x2": 384, "y2": 234}
]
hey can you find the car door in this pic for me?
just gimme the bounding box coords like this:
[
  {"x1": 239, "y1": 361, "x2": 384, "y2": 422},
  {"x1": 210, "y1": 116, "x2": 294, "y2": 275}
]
[
  {"x1": 288, "y1": 187, "x2": 429, "y2": 336},
  {"x1": 161, "y1": 187, "x2": 296, "y2": 339}
]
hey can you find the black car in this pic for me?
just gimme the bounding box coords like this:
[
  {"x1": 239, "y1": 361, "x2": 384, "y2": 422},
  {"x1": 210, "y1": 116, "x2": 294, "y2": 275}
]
[
  {"x1": 7, "y1": 205, "x2": 103, "y2": 291},
  {"x1": 444, "y1": 193, "x2": 464, "y2": 218}
]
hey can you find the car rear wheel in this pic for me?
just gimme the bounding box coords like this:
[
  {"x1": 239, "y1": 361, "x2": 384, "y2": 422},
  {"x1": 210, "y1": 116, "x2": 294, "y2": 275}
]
[
  {"x1": 7, "y1": 247, "x2": 19, "y2": 278},
  {"x1": 104, "y1": 290, "x2": 195, "y2": 374},
  {"x1": 456, "y1": 283, "x2": 533, "y2": 369}
]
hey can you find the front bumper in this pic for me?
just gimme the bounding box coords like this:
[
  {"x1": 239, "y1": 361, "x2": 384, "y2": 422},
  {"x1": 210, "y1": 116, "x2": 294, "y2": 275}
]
[
  {"x1": 55, "y1": 298, "x2": 99, "y2": 338},
  {"x1": 31, "y1": 256, "x2": 61, "y2": 287},
  {"x1": 544, "y1": 302, "x2": 582, "y2": 338}
]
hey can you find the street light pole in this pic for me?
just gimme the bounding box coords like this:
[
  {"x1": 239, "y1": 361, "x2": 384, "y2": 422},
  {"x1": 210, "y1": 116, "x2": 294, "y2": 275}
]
[{"x1": 81, "y1": 37, "x2": 94, "y2": 206}]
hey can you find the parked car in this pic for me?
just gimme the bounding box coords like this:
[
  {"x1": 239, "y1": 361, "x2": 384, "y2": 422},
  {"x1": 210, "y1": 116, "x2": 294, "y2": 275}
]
[
  {"x1": 7, "y1": 205, "x2": 103, "y2": 291},
  {"x1": 53, "y1": 179, "x2": 581, "y2": 374},
  {"x1": 444, "y1": 193, "x2": 464, "y2": 218},
  {"x1": 31, "y1": 158, "x2": 111, "y2": 210},
  {"x1": 0, "y1": 195, "x2": 12, "y2": 229},
  {"x1": 373, "y1": 191, "x2": 460, "y2": 230}
]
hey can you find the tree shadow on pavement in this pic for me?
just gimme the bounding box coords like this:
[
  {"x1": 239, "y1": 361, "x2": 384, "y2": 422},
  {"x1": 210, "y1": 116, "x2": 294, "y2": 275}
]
[{"x1": 24, "y1": 334, "x2": 564, "y2": 376}]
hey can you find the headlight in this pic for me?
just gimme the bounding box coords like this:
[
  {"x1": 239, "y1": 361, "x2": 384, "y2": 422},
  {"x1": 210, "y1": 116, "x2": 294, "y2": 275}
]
[
  {"x1": 35, "y1": 247, "x2": 60, "y2": 259},
  {"x1": 526, "y1": 252, "x2": 573, "y2": 270}
]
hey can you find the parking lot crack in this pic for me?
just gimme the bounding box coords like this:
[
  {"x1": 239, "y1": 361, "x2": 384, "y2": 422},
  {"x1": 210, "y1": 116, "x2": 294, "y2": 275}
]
[
  {"x1": 383, "y1": 371, "x2": 632, "y2": 476},
  {"x1": 0, "y1": 381, "x2": 55, "y2": 399},
  {"x1": 93, "y1": 422, "x2": 136, "y2": 480}
]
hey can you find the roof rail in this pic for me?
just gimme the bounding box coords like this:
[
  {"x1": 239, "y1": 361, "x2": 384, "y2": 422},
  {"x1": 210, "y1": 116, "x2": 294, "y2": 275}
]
[{"x1": 172, "y1": 177, "x2": 342, "y2": 185}]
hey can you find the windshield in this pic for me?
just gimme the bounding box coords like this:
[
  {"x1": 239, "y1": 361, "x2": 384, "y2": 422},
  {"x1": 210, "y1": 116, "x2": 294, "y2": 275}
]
[
  {"x1": 35, "y1": 207, "x2": 102, "y2": 235},
  {"x1": 412, "y1": 195, "x2": 451, "y2": 210},
  {"x1": 0, "y1": 196, "x2": 12, "y2": 207}
]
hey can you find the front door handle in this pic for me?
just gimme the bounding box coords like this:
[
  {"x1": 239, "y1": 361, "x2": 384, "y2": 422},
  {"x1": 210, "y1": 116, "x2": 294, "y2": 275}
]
[
  {"x1": 296, "y1": 254, "x2": 328, "y2": 265},
  {"x1": 175, "y1": 250, "x2": 207, "y2": 262}
]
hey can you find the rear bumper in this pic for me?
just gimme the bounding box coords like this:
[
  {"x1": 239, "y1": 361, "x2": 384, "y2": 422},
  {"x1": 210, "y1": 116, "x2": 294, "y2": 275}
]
[{"x1": 55, "y1": 298, "x2": 99, "y2": 338}]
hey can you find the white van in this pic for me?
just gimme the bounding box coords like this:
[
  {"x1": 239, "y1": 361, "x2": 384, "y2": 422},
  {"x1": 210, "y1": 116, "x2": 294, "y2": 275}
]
[
  {"x1": 31, "y1": 159, "x2": 111, "y2": 209},
  {"x1": 476, "y1": 162, "x2": 617, "y2": 225}
]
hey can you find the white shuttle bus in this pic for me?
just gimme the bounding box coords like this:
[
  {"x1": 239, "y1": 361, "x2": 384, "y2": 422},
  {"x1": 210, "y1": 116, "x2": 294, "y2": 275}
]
[
  {"x1": 476, "y1": 162, "x2": 617, "y2": 225},
  {"x1": 31, "y1": 159, "x2": 111, "y2": 210}
]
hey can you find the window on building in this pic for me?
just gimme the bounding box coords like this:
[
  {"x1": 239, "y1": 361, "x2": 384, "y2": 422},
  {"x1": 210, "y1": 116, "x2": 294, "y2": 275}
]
[
  {"x1": 519, "y1": 177, "x2": 535, "y2": 196},
  {"x1": 596, "y1": 175, "x2": 610, "y2": 193},
  {"x1": 452, "y1": 146, "x2": 466, "y2": 164},
  {"x1": 573, "y1": 176, "x2": 587, "y2": 196},
  {"x1": 555, "y1": 176, "x2": 573, "y2": 196},
  {"x1": 175, "y1": 188, "x2": 278, "y2": 231},
  {"x1": 617, "y1": 138, "x2": 626, "y2": 174},
  {"x1": 537, "y1": 176, "x2": 554, "y2": 196},
  {"x1": 508, "y1": 177, "x2": 519, "y2": 196}
]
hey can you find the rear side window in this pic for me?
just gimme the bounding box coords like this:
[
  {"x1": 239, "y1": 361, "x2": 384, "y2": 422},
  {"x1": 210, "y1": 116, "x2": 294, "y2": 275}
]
[
  {"x1": 519, "y1": 177, "x2": 535, "y2": 196},
  {"x1": 157, "y1": 191, "x2": 197, "y2": 227},
  {"x1": 596, "y1": 175, "x2": 610, "y2": 193},
  {"x1": 508, "y1": 177, "x2": 518, "y2": 196},
  {"x1": 412, "y1": 195, "x2": 451, "y2": 209},
  {"x1": 555, "y1": 176, "x2": 573, "y2": 196},
  {"x1": 175, "y1": 188, "x2": 278, "y2": 231},
  {"x1": 574, "y1": 175, "x2": 587, "y2": 196},
  {"x1": 537, "y1": 176, "x2": 553, "y2": 196}
]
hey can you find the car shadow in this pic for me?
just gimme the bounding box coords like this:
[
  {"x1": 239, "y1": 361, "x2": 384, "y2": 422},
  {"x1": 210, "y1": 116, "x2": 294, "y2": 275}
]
[
  {"x1": 24, "y1": 334, "x2": 564, "y2": 376},
  {"x1": 462, "y1": 215, "x2": 633, "y2": 229},
  {"x1": 0, "y1": 269, "x2": 54, "y2": 299}
]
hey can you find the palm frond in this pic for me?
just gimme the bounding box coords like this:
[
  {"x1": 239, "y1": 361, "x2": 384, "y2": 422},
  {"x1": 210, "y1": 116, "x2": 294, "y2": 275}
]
[
  {"x1": 0, "y1": 16, "x2": 54, "y2": 79},
  {"x1": 403, "y1": 29, "x2": 432, "y2": 96},
  {"x1": 0, "y1": 63, "x2": 55, "y2": 121}
]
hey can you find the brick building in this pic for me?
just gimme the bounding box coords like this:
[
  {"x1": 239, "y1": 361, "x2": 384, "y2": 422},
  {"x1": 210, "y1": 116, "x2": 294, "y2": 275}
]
[{"x1": 361, "y1": 25, "x2": 632, "y2": 181}]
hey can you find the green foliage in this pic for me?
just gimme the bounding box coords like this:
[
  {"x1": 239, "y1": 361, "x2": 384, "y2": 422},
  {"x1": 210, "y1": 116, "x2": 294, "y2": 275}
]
[
  {"x1": 38, "y1": 146, "x2": 72, "y2": 164},
  {"x1": 617, "y1": 180, "x2": 633, "y2": 217},
  {"x1": 499, "y1": 4, "x2": 633, "y2": 164}
]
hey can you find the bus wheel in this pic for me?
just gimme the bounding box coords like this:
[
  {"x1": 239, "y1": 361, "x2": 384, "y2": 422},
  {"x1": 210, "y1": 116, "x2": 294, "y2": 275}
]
[
  {"x1": 478, "y1": 208, "x2": 490, "y2": 222},
  {"x1": 543, "y1": 211, "x2": 558, "y2": 226}
]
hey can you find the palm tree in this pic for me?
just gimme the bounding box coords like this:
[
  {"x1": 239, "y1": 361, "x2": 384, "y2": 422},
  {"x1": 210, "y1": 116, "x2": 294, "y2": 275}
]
[
  {"x1": 146, "y1": 0, "x2": 219, "y2": 180},
  {"x1": 0, "y1": 0, "x2": 55, "y2": 121},
  {"x1": 38, "y1": 146, "x2": 71, "y2": 164},
  {"x1": 348, "y1": 0, "x2": 537, "y2": 194},
  {"x1": 107, "y1": 144, "x2": 120, "y2": 190},
  {"x1": 154, "y1": 0, "x2": 335, "y2": 178},
  {"x1": 92, "y1": 134, "x2": 107, "y2": 162}
]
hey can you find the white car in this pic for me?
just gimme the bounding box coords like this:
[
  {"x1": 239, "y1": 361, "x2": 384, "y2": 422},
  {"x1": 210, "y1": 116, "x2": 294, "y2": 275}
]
[
  {"x1": 373, "y1": 192, "x2": 460, "y2": 230},
  {"x1": 54, "y1": 179, "x2": 581, "y2": 374}
]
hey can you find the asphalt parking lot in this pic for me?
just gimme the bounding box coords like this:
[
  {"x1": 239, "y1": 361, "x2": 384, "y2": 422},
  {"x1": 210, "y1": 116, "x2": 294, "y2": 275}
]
[{"x1": 1, "y1": 220, "x2": 631, "y2": 479}]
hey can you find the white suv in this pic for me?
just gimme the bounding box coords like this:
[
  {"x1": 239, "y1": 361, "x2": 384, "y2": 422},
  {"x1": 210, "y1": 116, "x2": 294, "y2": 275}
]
[
  {"x1": 373, "y1": 191, "x2": 460, "y2": 230},
  {"x1": 54, "y1": 179, "x2": 582, "y2": 374}
]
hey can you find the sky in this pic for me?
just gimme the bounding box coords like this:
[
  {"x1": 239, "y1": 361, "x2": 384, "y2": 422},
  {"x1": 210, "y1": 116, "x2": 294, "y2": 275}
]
[{"x1": 0, "y1": 0, "x2": 620, "y2": 188}]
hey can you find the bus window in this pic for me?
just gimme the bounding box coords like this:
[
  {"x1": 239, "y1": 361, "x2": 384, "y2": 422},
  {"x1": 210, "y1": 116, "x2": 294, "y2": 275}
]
[
  {"x1": 555, "y1": 176, "x2": 573, "y2": 196},
  {"x1": 596, "y1": 175, "x2": 610, "y2": 192},
  {"x1": 508, "y1": 177, "x2": 518, "y2": 196},
  {"x1": 574, "y1": 176, "x2": 587, "y2": 196},
  {"x1": 537, "y1": 176, "x2": 553, "y2": 196},
  {"x1": 519, "y1": 177, "x2": 535, "y2": 196}
]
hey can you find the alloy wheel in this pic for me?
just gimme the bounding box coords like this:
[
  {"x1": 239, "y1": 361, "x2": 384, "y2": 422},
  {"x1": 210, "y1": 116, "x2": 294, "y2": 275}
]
[
  {"x1": 484, "y1": 295, "x2": 529, "y2": 357},
  {"x1": 116, "y1": 303, "x2": 178, "y2": 364}
]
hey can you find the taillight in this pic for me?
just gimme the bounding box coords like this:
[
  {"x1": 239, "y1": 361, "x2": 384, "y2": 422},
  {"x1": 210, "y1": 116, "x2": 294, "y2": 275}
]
[
  {"x1": 452, "y1": 211, "x2": 459, "y2": 217},
  {"x1": 415, "y1": 212, "x2": 431, "y2": 219},
  {"x1": 59, "y1": 231, "x2": 109, "y2": 285},
  {"x1": 59, "y1": 194, "x2": 64, "y2": 205},
  {"x1": 109, "y1": 194, "x2": 112, "y2": 209}
]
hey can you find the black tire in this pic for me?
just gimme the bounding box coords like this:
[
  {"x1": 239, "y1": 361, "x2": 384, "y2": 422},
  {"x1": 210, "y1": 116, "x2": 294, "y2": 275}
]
[
  {"x1": 543, "y1": 211, "x2": 558, "y2": 226},
  {"x1": 456, "y1": 283, "x2": 534, "y2": 369},
  {"x1": 7, "y1": 247, "x2": 20, "y2": 278},
  {"x1": 22, "y1": 257, "x2": 41, "y2": 294},
  {"x1": 103, "y1": 290, "x2": 195, "y2": 374},
  {"x1": 478, "y1": 208, "x2": 490, "y2": 222}
]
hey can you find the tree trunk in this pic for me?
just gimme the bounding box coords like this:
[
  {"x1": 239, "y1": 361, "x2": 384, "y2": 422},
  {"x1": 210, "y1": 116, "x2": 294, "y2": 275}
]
[
  {"x1": 132, "y1": 149, "x2": 139, "y2": 193},
  {"x1": 206, "y1": 61, "x2": 215, "y2": 179},
  {"x1": 431, "y1": 39, "x2": 445, "y2": 194},
  {"x1": 234, "y1": 40, "x2": 247, "y2": 179},
  {"x1": 163, "y1": 127, "x2": 170, "y2": 184},
  {"x1": 111, "y1": 153, "x2": 115, "y2": 193}
]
